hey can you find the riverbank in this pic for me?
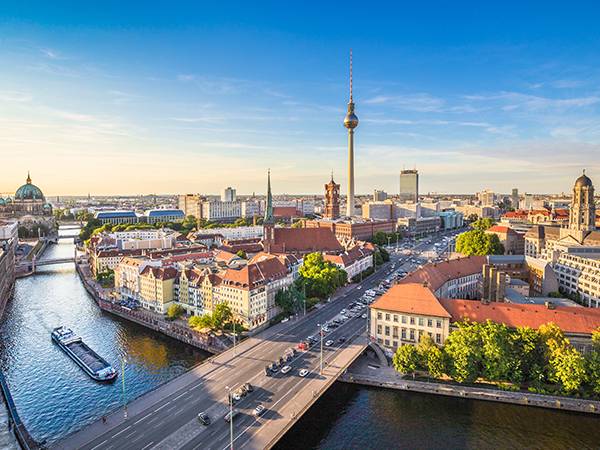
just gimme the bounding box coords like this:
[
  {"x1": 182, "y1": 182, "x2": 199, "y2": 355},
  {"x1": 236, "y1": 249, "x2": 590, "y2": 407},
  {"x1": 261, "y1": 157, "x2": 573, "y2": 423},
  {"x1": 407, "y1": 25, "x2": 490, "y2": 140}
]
[
  {"x1": 339, "y1": 354, "x2": 600, "y2": 415},
  {"x1": 0, "y1": 372, "x2": 42, "y2": 449},
  {"x1": 74, "y1": 262, "x2": 229, "y2": 354}
]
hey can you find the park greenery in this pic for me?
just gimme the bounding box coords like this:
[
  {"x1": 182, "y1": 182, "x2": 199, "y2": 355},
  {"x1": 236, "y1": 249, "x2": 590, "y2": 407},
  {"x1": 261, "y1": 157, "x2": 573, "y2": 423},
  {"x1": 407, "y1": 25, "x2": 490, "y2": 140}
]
[
  {"x1": 188, "y1": 302, "x2": 234, "y2": 331},
  {"x1": 275, "y1": 282, "x2": 307, "y2": 316},
  {"x1": 370, "y1": 231, "x2": 401, "y2": 247},
  {"x1": 297, "y1": 252, "x2": 347, "y2": 299},
  {"x1": 455, "y1": 218, "x2": 504, "y2": 256},
  {"x1": 392, "y1": 320, "x2": 600, "y2": 397},
  {"x1": 95, "y1": 269, "x2": 114, "y2": 286}
]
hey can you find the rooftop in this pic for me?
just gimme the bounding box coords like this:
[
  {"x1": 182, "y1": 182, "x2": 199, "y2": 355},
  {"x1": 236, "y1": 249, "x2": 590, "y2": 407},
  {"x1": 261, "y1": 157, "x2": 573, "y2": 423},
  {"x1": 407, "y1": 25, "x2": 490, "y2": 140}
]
[{"x1": 371, "y1": 283, "x2": 451, "y2": 318}]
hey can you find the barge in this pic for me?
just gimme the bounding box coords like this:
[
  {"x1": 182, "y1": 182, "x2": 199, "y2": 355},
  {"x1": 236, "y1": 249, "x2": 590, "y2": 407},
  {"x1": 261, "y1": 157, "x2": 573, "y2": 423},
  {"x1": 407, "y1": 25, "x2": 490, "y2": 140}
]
[{"x1": 51, "y1": 327, "x2": 117, "y2": 382}]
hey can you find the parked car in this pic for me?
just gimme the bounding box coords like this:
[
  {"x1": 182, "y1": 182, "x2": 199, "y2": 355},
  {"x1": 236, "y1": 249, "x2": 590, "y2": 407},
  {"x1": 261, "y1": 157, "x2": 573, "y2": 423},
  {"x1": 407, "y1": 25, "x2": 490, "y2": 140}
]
[
  {"x1": 197, "y1": 412, "x2": 211, "y2": 426},
  {"x1": 242, "y1": 382, "x2": 253, "y2": 393},
  {"x1": 281, "y1": 365, "x2": 292, "y2": 374},
  {"x1": 253, "y1": 405, "x2": 265, "y2": 417},
  {"x1": 299, "y1": 369, "x2": 309, "y2": 377},
  {"x1": 325, "y1": 340, "x2": 334, "y2": 347},
  {"x1": 338, "y1": 336, "x2": 346, "y2": 343}
]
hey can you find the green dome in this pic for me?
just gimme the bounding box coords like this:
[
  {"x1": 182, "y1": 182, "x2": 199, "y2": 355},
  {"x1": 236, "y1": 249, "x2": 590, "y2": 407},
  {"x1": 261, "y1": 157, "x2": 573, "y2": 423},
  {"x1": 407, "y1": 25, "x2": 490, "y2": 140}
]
[
  {"x1": 5, "y1": 197, "x2": 12, "y2": 204},
  {"x1": 15, "y1": 173, "x2": 44, "y2": 201},
  {"x1": 0, "y1": 198, "x2": 5, "y2": 206}
]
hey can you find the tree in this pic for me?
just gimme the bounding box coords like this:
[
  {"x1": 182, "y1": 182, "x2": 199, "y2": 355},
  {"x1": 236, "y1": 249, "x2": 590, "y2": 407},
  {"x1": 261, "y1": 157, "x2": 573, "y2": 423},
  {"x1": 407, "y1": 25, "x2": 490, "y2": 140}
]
[
  {"x1": 236, "y1": 250, "x2": 248, "y2": 259},
  {"x1": 586, "y1": 329, "x2": 600, "y2": 394},
  {"x1": 212, "y1": 302, "x2": 233, "y2": 329},
  {"x1": 551, "y1": 346, "x2": 587, "y2": 393},
  {"x1": 479, "y1": 321, "x2": 522, "y2": 382},
  {"x1": 374, "y1": 250, "x2": 384, "y2": 266},
  {"x1": 379, "y1": 246, "x2": 390, "y2": 262},
  {"x1": 417, "y1": 335, "x2": 446, "y2": 378},
  {"x1": 275, "y1": 284, "x2": 305, "y2": 316},
  {"x1": 298, "y1": 252, "x2": 347, "y2": 299},
  {"x1": 167, "y1": 304, "x2": 185, "y2": 319},
  {"x1": 455, "y1": 229, "x2": 504, "y2": 256},
  {"x1": 443, "y1": 321, "x2": 483, "y2": 383},
  {"x1": 513, "y1": 326, "x2": 545, "y2": 386},
  {"x1": 392, "y1": 345, "x2": 420, "y2": 377},
  {"x1": 189, "y1": 314, "x2": 213, "y2": 330},
  {"x1": 291, "y1": 220, "x2": 304, "y2": 228},
  {"x1": 470, "y1": 218, "x2": 495, "y2": 231}
]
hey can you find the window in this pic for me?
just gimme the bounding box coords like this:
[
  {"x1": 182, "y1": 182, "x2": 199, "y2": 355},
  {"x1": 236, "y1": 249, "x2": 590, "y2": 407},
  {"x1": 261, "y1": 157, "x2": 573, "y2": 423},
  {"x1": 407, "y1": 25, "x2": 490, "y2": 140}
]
[
  {"x1": 402, "y1": 316, "x2": 407, "y2": 324},
  {"x1": 385, "y1": 326, "x2": 390, "y2": 336},
  {"x1": 436, "y1": 320, "x2": 442, "y2": 328},
  {"x1": 418, "y1": 317, "x2": 424, "y2": 326},
  {"x1": 410, "y1": 317, "x2": 415, "y2": 325},
  {"x1": 409, "y1": 329, "x2": 415, "y2": 341},
  {"x1": 436, "y1": 333, "x2": 441, "y2": 344},
  {"x1": 393, "y1": 315, "x2": 398, "y2": 322},
  {"x1": 427, "y1": 319, "x2": 433, "y2": 327},
  {"x1": 385, "y1": 313, "x2": 391, "y2": 321},
  {"x1": 377, "y1": 325, "x2": 382, "y2": 335},
  {"x1": 393, "y1": 340, "x2": 398, "y2": 348},
  {"x1": 401, "y1": 328, "x2": 406, "y2": 339},
  {"x1": 377, "y1": 312, "x2": 382, "y2": 320},
  {"x1": 384, "y1": 339, "x2": 390, "y2": 346},
  {"x1": 393, "y1": 326, "x2": 399, "y2": 338}
]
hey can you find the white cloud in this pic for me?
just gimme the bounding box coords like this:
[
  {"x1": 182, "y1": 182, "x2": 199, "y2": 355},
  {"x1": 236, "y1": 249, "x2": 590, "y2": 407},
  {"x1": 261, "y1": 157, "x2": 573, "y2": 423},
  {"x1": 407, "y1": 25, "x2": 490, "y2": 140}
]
[{"x1": 364, "y1": 93, "x2": 445, "y2": 112}]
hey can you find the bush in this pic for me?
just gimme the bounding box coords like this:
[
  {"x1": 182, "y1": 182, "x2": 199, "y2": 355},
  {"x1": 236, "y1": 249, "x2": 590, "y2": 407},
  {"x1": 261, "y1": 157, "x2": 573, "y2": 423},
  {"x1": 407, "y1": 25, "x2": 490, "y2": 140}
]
[{"x1": 167, "y1": 304, "x2": 185, "y2": 319}]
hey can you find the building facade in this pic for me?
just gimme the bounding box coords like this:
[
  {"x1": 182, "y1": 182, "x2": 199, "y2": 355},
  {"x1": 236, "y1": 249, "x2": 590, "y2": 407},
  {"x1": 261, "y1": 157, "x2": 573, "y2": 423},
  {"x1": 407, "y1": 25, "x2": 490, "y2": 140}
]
[{"x1": 323, "y1": 175, "x2": 341, "y2": 220}]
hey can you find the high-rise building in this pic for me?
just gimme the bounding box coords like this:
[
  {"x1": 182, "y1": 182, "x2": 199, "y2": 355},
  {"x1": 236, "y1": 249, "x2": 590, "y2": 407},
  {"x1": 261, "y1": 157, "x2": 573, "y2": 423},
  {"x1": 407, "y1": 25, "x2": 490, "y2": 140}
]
[
  {"x1": 178, "y1": 194, "x2": 204, "y2": 218},
  {"x1": 511, "y1": 188, "x2": 519, "y2": 209},
  {"x1": 478, "y1": 189, "x2": 496, "y2": 207},
  {"x1": 324, "y1": 174, "x2": 341, "y2": 219},
  {"x1": 399, "y1": 169, "x2": 419, "y2": 203},
  {"x1": 568, "y1": 170, "x2": 595, "y2": 234},
  {"x1": 373, "y1": 189, "x2": 387, "y2": 201},
  {"x1": 221, "y1": 187, "x2": 237, "y2": 202},
  {"x1": 343, "y1": 50, "x2": 359, "y2": 217}
]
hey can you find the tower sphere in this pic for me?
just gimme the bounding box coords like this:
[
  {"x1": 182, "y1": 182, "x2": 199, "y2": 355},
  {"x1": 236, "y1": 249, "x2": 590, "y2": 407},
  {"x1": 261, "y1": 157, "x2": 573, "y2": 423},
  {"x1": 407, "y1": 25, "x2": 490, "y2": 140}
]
[{"x1": 344, "y1": 110, "x2": 359, "y2": 129}]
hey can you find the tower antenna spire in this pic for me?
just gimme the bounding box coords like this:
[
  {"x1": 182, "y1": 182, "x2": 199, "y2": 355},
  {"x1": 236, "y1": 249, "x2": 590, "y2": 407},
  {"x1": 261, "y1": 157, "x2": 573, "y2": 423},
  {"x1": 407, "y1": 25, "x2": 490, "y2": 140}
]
[{"x1": 349, "y1": 49, "x2": 353, "y2": 102}]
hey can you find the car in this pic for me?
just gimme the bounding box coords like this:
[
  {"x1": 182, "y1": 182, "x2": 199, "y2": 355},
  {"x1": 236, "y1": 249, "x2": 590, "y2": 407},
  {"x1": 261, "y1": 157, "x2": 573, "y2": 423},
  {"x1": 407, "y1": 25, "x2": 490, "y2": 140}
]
[
  {"x1": 224, "y1": 409, "x2": 240, "y2": 422},
  {"x1": 197, "y1": 412, "x2": 211, "y2": 425},
  {"x1": 338, "y1": 336, "x2": 346, "y2": 343},
  {"x1": 232, "y1": 391, "x2": 242, "y2": 401},
  {"x1": 281, "y1": 365, "x2": 292, "y2": 374},
  {"x1": 325, "y1": 340, "x2": 334, "y2": 346},
  {"x1": 243, "y1": 382, "x2": 253, "y2": 393},
  {"x1": 253, "y1": 405, "x2": 265, "y2": 417},
  {"x1": 361, "y1": 313, "x2": 367, "y2": 319},
  {"x1": 357, "y1": 285, "x2": 362, "y2": 290},
  {"x1": 299, "y1": 369, "x2": 309, "y2": 377},
  {"x1": 322, "y1": 326, "x2": 330, "y2": 333},
  {"x1": 270, "y1": 363, "x2": 279, "y2": 373}
]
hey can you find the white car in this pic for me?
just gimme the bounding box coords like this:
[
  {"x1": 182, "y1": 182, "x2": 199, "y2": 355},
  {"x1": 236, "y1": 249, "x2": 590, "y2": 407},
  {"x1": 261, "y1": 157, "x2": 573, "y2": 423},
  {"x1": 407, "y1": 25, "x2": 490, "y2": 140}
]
[
  {"x1": 253, "y1": 405, "x2": 265, "y2": 416},
  {"x1": 299, "y1": 369, "x2": 309, "y2": 377},
  {"x1": 281, "y1": 365, "x2": 292, "y2": 374},
  {"x1": 325, "y1": 340, "x2": 334, "y2": 347},
  {"x1": 361, "y1": 313, "x2": 367, "y2": 319}
]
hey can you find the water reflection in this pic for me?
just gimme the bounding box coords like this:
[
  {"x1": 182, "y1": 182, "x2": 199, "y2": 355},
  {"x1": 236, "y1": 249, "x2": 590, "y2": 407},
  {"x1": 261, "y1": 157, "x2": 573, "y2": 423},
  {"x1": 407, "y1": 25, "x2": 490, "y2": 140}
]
[{"x1": 0, "y1": 229, "x2": 208, "y2": 444}]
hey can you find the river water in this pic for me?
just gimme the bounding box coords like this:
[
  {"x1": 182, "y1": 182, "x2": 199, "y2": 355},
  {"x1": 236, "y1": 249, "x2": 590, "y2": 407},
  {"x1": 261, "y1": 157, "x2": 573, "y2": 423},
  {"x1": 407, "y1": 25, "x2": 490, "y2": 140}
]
[{"x1": 0, "y1": 228, "x2": 209, "y2": 445}]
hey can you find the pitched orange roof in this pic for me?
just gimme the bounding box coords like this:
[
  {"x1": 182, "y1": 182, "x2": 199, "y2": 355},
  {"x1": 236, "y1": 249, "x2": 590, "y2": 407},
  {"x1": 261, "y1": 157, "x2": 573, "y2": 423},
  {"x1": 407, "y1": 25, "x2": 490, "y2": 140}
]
[
  {"x1": 371, "y1": 283, "x2": 451, "y2": 318},
  {"x1": 440, "y1": 299, "x2": 600, "y2": 336},
  {"x1": 400, "y1": 256, "x2": 486, "y2": 292},
  {"x1": 267, "y1": 228, "x2": 343, "y2": 254},
  {"x1": 487, "y1": 225, "x2": 511, "y2": 233},
  {"x1": 222, "y1": 255, "x2": 288, "y2": 290}
]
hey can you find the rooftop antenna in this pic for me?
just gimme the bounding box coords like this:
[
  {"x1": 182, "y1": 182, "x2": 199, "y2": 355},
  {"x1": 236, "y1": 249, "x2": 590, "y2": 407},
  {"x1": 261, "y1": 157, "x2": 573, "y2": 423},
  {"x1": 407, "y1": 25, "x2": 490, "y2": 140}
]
[{"x1": 349, "y1": 49, "x2": 353, "y2": 102}]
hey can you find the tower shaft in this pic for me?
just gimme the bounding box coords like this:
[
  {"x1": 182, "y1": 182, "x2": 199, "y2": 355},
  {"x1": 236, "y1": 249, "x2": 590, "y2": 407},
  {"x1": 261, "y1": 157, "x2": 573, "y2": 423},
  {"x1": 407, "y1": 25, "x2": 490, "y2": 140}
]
[{"x1": 347, "y1": 129, "x2": 355, "y2": 216}]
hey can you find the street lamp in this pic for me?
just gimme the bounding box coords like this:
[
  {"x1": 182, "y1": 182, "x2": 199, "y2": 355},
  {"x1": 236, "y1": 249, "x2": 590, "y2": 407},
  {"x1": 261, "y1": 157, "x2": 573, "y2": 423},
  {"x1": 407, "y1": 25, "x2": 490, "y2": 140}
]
[
  {"x1": 320, "y1": 325, "x2": 324, "y2": 375},
  {"x1": 121, "y1": 356, "x2": 128, "y2": 420},
  {"x1": 225, "y1": 386, "x2": 234, "y2": 450}
]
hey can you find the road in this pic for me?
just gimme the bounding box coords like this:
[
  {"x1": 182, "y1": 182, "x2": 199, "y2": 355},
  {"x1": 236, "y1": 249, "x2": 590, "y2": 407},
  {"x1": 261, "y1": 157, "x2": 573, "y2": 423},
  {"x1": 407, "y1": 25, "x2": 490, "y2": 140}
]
[{"x1": 57, "y1": 230, "x2": 462, "y2": 450}]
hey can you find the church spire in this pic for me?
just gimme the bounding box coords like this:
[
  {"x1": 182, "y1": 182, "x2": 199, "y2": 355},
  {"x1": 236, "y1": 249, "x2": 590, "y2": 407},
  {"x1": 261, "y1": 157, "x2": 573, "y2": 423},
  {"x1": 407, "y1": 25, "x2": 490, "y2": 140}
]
[
  {"x1": 26, "y1": 171, "x2": 31, "y2": 184},
  {"x1": 264, "y1": 169, "x2": 274, "y2": 224}
]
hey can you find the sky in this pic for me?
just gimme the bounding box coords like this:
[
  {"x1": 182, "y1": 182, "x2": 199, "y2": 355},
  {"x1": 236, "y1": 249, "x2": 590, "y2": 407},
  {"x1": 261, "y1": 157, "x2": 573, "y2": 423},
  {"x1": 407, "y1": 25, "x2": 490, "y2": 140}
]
[{"x1": 2, "y1": 2, "x2": 600, "y2": 196}]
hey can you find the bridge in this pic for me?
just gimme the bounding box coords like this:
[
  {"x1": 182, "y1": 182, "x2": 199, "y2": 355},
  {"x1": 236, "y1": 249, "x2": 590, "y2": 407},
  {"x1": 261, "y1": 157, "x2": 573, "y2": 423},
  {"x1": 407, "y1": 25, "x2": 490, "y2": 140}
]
[
  {"x1": 35, "y1": 257, "x2": 75, "y2": 267},
  {"x1": 53, "y1": 262, "x2": 395, "y2": 450}
]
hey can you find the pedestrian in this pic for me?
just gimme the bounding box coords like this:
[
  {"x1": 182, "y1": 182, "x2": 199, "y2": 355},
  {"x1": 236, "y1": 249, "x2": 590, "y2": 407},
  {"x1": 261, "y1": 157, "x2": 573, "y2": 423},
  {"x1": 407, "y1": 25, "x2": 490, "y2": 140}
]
[{"x1": 102, "y1": 415, "x2": 107, "y2": 424}]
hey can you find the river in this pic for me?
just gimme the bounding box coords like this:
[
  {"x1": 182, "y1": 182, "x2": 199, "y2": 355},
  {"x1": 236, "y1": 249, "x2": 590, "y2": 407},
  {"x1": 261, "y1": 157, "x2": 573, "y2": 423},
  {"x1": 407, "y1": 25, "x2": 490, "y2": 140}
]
[{"x1": 0, "y1": 228, "x2": 209, "y2": 445}]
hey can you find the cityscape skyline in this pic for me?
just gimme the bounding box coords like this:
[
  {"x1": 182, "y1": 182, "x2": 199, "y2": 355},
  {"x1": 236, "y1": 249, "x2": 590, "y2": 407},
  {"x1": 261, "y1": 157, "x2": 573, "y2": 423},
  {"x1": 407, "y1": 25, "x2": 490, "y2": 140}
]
[{"x1": 2, "y1": 3, "x2": 600, "y2": 195}]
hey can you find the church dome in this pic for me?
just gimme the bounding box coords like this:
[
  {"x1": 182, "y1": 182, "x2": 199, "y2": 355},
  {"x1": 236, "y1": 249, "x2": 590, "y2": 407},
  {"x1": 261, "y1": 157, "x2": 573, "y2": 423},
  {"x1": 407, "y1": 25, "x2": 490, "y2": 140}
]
[
  {"x1": 15, "y1": 173, "x2": 45, "y2": 201},
  {"x1": 575, "y1": 171, "x2": 593, "y2": 188},
  {"x1": 0, "y1": 198, "x2": 5, "y2": 206}
]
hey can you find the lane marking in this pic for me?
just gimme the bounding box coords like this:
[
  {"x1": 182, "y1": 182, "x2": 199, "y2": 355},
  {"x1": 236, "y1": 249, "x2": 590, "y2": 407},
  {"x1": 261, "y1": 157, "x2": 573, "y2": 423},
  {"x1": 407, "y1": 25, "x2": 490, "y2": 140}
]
[
  {"x1": 89, "y1": 440, "x2": 107, "y2": 450},
  {"x1": 141, "y1": 442, "x2": 154, "y2": 450},
  {"x1": 112, "y1": 425, "x2": 131, "y2": 438}
]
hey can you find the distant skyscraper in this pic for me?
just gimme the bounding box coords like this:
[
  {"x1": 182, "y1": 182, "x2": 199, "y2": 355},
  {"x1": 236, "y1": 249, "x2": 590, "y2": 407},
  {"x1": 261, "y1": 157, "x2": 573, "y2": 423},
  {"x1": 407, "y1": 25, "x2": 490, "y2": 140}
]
[
  {"x1": 511, "y1": 188, "x2": 519, "y2": 209},
  {"x1": 324, "y1": 173, "x2": 341, "y2": 219},
  {"x1": 221, "y1": 187, "x2": 237, "y2": 202},
  {"x1": 478, "y1": 189, "x2": 496, "y2": 207},
  {"x1": 373, "y1": 189, "x2": 387, "y2": 201},
  {"x1": 343, "y1": 50, "x2": 359, "y2": 217},
  {"x1": 399, "y1": 169, "x2": 418, "y2": 203}
]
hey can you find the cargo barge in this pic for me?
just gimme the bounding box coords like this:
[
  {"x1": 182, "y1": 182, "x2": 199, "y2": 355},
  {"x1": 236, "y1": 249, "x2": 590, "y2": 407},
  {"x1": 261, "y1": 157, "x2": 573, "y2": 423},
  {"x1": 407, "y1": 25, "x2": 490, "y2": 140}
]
[{"x1": 51, "y1": 327, "x2": 117, "y2": 382}]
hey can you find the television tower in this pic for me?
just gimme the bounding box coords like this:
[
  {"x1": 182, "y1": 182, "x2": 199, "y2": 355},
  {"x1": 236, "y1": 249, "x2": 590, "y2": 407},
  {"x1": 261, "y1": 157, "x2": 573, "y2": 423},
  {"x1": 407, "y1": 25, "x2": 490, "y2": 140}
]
[{"x1": 343, "y1": 50, "x2": 359, "y2": 217}]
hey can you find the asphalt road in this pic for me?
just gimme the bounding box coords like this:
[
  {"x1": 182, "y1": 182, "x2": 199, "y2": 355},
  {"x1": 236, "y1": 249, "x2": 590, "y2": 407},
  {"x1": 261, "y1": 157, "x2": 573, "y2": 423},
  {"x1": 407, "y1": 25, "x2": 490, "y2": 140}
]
[{"x1": 71, "y1": 231, "x2": 461, "y2": 450}]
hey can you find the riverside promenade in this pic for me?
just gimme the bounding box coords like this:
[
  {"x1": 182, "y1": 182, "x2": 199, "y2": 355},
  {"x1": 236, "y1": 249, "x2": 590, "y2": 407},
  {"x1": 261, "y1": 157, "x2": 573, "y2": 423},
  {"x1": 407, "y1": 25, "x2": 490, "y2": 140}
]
[{"x1": 340, "y1": 355, "x2": 600, "y2": 415}]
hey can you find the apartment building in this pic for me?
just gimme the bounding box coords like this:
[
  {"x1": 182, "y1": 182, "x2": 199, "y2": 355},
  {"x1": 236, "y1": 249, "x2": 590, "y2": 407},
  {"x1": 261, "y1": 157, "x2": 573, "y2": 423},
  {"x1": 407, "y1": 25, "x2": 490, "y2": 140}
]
[{"x1": 139, "y1": 266, "x2": 178, "y2": 313}]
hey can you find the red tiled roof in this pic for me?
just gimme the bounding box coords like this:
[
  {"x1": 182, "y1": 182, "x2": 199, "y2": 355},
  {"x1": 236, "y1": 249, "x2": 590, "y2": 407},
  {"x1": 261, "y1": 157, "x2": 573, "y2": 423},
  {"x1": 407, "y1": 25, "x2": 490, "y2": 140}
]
[
  {"x1": 140, "y1": 266, "x2": 178, "y2": 280},
  {"x1": 371, "y1": 283, "x2": 451, "y2": 318},
  {"x1": 440, "y1": 299, "x2": 600, "y2": 336},
  {"x1": 266, "y1": 228, "x2": 343, "y2": 254},
  {"x1": 487, "y1": 225, "x2": 511, "y2": 234},
  {"x1": 400, "y1": 256, "x2": 486, "y2": 292},
  {"x1": 323, "y1": 244, "x2": 373, "y2": 267},
  {"x1": 503, "y1": 211, "x2": 528, "y2": 219},
  {"x1": 222, "y1": 255, "x2": 288, "y2": 290}
]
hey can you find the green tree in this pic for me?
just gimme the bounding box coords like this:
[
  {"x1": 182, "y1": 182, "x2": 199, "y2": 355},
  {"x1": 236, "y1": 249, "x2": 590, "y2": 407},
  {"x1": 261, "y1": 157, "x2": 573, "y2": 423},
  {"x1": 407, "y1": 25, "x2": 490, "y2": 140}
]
[
  {"x1": 392, "y1": 345, "x2": 420, "y2": 377},
  {"x1": 212, "y1": 302, "x2": 233, "y2": 329},
  {"x1": 585, "y1": 329, "x2": 600, "y2": 394},
  {"x1": 298, "y1": 252, "x2": 347, "y2": 299},
  {"x1": 417, "y1": 335, "x2": 446, "y2": 378},
  {"x1": 551, "y1": 346, "x2": 587, "y2": 393},
  {"x1": 275, "y1": 284, "x2": 305, "y2": 316},
  {"x1": 479, "y1": 321, "x2": 522, "y2": 382},
  {"x1": 513, "y1": 326, "x2": 545, "y2": 386},
  {"x1": 166, "y1": 304, "x2": 185, "y2": 319},
  {"x1": 189, "y1": 314, "x2": 213, "y2": 330},
  {"x1": 236, "y1": 250, "x2": 248, "y2": 259},
  {"x1": 291, "y1": 220, "x2": 304, "y2": 228},
  {"x1": 470, "y1": 218, "x2": 495, "y2": 231},
  {"x1": 455, "y1": 229, "x2": 504, "y2": 256},
  {"x1": 443, "y1": 321, "x2": 483, "y2": 383},
  {"x1": 379, "y1": 246, "x2": 390, "y2": 262}
]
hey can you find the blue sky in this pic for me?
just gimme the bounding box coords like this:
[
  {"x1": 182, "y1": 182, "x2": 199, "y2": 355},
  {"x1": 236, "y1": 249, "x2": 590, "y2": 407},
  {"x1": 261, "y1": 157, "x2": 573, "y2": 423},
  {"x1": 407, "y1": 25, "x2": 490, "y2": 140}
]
[{"x1": 2, "y1": 2, "x2": 600, "y2": 196}]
